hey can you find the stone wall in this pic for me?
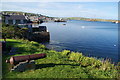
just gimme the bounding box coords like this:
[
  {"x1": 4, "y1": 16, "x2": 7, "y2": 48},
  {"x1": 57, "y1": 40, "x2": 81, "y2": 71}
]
[{"x1": 30, "y1": 32, "x2": 50, "y2": 42}]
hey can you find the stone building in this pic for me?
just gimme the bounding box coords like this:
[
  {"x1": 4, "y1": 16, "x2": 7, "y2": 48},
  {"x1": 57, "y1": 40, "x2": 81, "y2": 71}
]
[{"x1": 3, "y1": 15, "x2": 28, "y2": 25}]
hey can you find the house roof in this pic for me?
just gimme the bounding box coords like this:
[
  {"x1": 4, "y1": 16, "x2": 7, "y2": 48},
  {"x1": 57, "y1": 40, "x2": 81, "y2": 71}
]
[{"x1": 4, "y1": 15, "x2": 27, "y2": 20}]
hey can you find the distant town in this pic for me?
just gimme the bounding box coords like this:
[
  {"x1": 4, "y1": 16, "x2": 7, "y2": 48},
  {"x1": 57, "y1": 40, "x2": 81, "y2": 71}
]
[
  {"x1": 1, "y1": 11, "x2": 55, "y2": 25},
  {"x1": 0, "y1": 11, "x2": 119, "y2": 25}
]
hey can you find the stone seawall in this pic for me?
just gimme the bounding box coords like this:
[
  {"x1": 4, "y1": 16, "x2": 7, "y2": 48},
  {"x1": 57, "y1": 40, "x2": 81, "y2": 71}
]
[{"x1": 30, "y1": 32, "x2": 50, "y2": 42}]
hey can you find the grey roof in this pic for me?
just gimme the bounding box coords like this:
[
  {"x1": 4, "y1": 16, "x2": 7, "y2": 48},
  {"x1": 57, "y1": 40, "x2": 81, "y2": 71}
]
[{"x1": 5, "y1": 15, "x2": 27, "y2": 20}]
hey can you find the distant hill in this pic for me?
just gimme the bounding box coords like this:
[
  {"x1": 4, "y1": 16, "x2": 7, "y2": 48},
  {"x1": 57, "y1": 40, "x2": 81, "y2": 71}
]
[
  {"x1": 1, "y1": 11, "x2": 119, "y2": 23},
  {"x1": 67, "y1": 17, "x2": 119, "y2": 23}
]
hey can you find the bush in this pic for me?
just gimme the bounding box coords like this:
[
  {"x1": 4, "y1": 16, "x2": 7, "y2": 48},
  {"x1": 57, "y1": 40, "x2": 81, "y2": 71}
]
[
  {"x1": 61, "y1": 50, "x2": 71, "y2": 56},
  {"x1": 2, "y1": 24, "x2": 29, "y2": 39},
  {"x1": 2, "y1": 26, "x2": 15, "y2": 38},
  {"x1": 69, "y1": 52, "x2": 83, "y2": 61},
  {"x1": 100, "y1": 60, "x2": 115, "y2": 71},
  {"x1": 68, "y1": 52, "x2": 103, "y2": 67},
  {"x1": 80, "y1": 57, "x2": 102, "y2": 67}
]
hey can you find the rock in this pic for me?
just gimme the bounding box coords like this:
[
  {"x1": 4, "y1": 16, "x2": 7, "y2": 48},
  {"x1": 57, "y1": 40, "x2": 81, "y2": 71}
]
[{"x1": 11, "y1": 60, "x2": 35, "y2": 72}]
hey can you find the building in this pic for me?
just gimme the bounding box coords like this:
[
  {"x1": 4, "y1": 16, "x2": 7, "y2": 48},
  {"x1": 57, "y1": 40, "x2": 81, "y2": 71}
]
[
  {"x1": 3, "y1": 15, "x2": 28, "y2": 25},
  {"x1": 28, "y1": 16, "x2": 39, "y2": 22}
]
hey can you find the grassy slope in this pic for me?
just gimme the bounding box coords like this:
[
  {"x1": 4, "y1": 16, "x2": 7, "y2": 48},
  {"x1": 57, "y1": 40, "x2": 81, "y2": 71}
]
[{"x1": 2, "y1": 39, "x2": 119, "y2": 78}]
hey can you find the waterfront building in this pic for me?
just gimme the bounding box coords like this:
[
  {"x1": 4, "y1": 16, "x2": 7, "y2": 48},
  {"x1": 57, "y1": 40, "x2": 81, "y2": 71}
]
[{"x1": 3, "y1": 15, "x2": 28, "y2": 25}]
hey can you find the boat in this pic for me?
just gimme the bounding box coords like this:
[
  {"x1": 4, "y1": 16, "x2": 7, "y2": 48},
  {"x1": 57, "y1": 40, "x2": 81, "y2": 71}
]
[
  {"x1": 62, "y1": 24, "x2": 66, "y2": 25},
  {"x1": 54, "y1": 18, "x2": 67, "y2": 22}
]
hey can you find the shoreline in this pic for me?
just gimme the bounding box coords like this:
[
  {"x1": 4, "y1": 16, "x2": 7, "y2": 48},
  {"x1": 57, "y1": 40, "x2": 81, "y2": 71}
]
[{"x1": 2, "y1": 39, "x2": 119, "y2": 78}]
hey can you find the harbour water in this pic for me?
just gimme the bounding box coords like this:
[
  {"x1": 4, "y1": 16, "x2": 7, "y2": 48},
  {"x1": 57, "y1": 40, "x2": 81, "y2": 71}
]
[{"x1": 38, "y1": 20, "x2": 118, "y2": 63}]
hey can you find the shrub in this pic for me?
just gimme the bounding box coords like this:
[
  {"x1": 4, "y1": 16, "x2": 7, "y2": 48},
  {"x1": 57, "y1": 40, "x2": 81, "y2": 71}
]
[
  {"x1": 68, "y1": 52, "x2": 103, "y2": 67},
  {"x1": 100, "y1": 60, "x2": 115, "y2": 71},
  {"x1": 61, "y1": 50, "x2": 71, "y2": 56},
  {"x1": 69, "y1": 52, "x2": 83, "y2": 61},
  {"x1": 30, "y1": 41, "x2": 38, "y2": 45},
  {"x1": 80, "y1": 57, "x2": 102, "y2": 67},
  {"x1": 2, "y1": 24, "x2": 29, "y2": 39},
  {"x1": 15, "y1": 28, "x2": 29, "y2": 39},
  {"x1": 2, "y1": 26, "x2": 15, "y2": 38},
  {"x1": 39, "y1": 44, "x2": 46, "y2": 49}
]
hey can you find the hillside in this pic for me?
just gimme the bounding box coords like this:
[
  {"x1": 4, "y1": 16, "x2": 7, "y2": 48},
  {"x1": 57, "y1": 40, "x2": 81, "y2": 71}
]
[
  {"x1": 67, "y1": 17, "x2": 119, "y2": 23},
  {"x1": 2, "y1": 39, "x2": 119, "y2": 78},
  {"x1": 2, "y1": 11, "x2": 118, "y2": 23}
]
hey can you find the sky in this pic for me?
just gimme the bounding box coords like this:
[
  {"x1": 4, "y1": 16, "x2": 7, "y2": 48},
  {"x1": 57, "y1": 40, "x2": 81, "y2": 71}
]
[
  {"x1": 1, "y1": 0, "x2": 119, "y2": 2},
  {"x1": 1, "y1": 0, "x2": 119, "y2": 20}
]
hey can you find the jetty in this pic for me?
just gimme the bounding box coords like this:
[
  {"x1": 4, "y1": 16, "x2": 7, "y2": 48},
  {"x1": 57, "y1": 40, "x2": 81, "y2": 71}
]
[{"x1": 28, "y1": 26, "x2": 50, "y2": 42}]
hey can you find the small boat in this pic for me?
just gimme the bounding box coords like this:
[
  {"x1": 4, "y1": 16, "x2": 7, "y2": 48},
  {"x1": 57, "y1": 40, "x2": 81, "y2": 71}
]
[
  {"x1": 54, "y1": 20, "x2": 66, "y2": 22},
  {"x1": 54, "y1": 18, "x2": 67, "y2": 22},
  {"x1": 63, "y1": 24, "x2": 66, "y2": 25},
  {"x1": 115, "y1": 21, "x2": 118, "y2": 24},
  {"x1": 113, "y1": 21, "x2": 119, "y2": 24}
]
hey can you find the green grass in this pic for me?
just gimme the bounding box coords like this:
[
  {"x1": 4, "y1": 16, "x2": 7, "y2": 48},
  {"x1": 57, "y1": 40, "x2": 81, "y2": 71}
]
[{"x1": 2, "y1": 39, "x2": 120, "y2": 78}]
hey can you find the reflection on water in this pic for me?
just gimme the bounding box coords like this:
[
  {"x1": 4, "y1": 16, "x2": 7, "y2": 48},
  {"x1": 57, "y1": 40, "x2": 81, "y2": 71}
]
[{"x1": 38, "y1": 20, "x2": 118, "y2": 63}]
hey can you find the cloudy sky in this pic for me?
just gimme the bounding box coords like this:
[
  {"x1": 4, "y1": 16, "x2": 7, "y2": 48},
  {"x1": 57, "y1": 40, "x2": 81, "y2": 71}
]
[{"x1": 1, "y1": 0, "x2": 119, "y2": 20}]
